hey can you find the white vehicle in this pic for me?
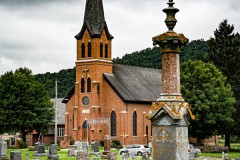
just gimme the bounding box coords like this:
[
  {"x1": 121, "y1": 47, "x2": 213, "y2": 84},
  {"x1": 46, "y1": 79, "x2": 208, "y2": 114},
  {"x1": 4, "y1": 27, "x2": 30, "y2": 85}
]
[{"x1": 119, "y1": 144, "x2": 151, "y2": 156}]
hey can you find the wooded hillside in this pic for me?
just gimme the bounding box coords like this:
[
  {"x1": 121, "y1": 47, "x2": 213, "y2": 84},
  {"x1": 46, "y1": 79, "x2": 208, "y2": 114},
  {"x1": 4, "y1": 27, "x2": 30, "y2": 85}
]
[{"x1": 35, "y1": 39, "x2": 208, "y2": 98}]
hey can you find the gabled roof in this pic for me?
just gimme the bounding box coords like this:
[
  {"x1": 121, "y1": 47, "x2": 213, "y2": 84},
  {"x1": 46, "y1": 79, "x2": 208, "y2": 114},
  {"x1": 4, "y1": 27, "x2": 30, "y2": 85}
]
[
  {"x1": 75, "y1": 0, "x2": 113, "y2": 40},
  {"x1": 103, "y1": 64, "x2": 161, "y2": 103},
  {"x1": 63, "y1": 64, "x2": 162, "y2": 104},
  {"x1": 51, "y1": 98, "x2": 66, "y2": 125}
]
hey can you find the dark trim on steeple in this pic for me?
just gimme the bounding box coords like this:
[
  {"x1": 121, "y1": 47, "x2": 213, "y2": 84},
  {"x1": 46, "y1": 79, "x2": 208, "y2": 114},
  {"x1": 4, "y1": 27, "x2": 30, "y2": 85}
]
[{"x1": 75, "y1": 0, "x2": 113, "y2": 40}]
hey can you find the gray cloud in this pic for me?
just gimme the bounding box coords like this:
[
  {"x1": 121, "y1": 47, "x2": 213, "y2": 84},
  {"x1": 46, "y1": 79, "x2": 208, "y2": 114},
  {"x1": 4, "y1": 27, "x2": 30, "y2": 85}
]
[{"x1": 0, "y1": 0, "x2": 239, "y2": 75}]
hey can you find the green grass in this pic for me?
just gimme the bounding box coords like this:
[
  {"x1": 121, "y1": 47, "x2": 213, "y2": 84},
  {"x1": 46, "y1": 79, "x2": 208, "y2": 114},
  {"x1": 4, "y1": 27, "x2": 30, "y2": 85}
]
[
  {"x1": 6, "y1": 147, "x2": 144, "y2": 160},
  {"x1": 197, "y1": 138, "x2": 240, "y2": 159},
  {"x1": 6, "y1": 143, "x2": 240, "y2": 160}
]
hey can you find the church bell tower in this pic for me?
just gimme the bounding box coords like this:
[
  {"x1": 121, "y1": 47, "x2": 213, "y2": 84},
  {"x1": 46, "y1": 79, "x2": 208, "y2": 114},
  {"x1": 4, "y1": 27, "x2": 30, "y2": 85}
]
[{"x1": 71, "y1": 0, "x2": 114, "y2": 142}]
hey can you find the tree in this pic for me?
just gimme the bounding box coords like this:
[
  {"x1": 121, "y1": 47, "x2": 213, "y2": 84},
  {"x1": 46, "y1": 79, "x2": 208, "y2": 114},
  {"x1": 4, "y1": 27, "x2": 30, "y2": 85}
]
[
  {"x1": 180, "y1": 60, "x2": 236, "y2": 144},
  {"x1": 0, "y1": 68, "x2": 54, "y2": 142},
  {"x1": 208, "y1": 19, "x2": 240, "y2": 147},
  {"x1": 35, "y1": 67, "x2": 76, "y2": 98}
]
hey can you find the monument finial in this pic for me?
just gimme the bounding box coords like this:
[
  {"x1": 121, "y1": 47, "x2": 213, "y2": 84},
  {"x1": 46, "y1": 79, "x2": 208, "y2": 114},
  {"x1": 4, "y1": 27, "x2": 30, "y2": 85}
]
[{"x1": 163, "y1": 0, "x2": 179, "y2": 32}]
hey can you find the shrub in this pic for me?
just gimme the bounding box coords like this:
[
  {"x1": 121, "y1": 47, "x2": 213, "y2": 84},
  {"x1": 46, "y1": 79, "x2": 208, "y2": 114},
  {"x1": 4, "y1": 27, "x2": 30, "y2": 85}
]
[
  {"x1": 111, "y1": 140, "x2": 123, "y2": 149},
  {"x1": 7, "y1": 146, "x2": 17, "y2": 149},
  {"x1": 100, "y1": 140, "x2": 104, "y2": 146},
  {"x1": 18, "y1": 140, "x2": 28, "y2": 148},
  {"x1": 28, "y1": 146, "x2": 35, "y2": 151},
  {"x1": 199, "y1": 145, "x2": 229, "y2": 153}
]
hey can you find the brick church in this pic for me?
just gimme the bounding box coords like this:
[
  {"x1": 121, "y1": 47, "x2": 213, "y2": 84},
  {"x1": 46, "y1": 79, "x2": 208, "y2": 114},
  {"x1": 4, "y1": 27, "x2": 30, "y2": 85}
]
[{"x1": 60, "y1": 0, "x2": 162, "y2": 148}]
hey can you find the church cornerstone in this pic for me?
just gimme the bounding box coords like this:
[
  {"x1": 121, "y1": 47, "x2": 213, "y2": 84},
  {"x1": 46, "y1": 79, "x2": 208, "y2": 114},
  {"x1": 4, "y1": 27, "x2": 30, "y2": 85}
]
[{"x1": 147, "y1": 0, "x2": 195, "y2": 160}]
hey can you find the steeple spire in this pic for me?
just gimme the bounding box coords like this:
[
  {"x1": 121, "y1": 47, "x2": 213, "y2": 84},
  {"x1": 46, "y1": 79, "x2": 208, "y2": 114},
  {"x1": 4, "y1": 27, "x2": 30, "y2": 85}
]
[{"x1": 75, "y1": 0, "x2": 113, "y2": 40}]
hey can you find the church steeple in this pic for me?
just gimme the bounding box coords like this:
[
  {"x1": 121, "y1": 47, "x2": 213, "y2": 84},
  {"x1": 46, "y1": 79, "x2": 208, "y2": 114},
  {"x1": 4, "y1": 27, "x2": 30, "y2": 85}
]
[{"x1": 75, "y1": 0, "x2": 113, "y2": 40}]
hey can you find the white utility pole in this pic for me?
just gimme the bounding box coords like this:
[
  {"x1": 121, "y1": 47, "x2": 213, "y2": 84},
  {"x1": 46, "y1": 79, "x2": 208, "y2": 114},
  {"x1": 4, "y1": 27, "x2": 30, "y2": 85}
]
[{"x1": 54, "y1": 80, "x2": 58, "y2": 145}]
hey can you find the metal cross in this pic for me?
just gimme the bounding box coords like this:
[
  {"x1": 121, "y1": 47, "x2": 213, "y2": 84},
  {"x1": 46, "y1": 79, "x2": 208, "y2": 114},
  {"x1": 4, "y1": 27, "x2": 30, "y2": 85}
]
[{"x1": 83, "y1": 66, "x2": 89, "y2": 79}]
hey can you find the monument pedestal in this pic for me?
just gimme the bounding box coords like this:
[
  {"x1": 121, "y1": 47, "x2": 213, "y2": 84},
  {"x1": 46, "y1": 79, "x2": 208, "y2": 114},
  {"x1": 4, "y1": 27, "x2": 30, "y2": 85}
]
[{"x1": 148, "y1": 95, "x2": 195, "y2": 160}]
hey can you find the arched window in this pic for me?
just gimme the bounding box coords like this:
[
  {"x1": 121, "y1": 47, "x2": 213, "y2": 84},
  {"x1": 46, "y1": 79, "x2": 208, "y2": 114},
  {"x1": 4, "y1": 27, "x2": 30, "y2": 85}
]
[
  {"x1": 133, "y1": 111, "x2": 137, "y2": 136},
  {"x1": 100, "y1": 43, "x2": 103, "y2": 58},
  {"x1": 81, "y1": 43, "x2": 85, "y2": 58},
  {"x1": 82, "y1": 120, "x2": 89, "y2": 140},
  {"x1": 111, "y1": 111, "x2": 116, "y2": 136},
  {"x1": 88, "y1": 42, "x2": 92, "y2": 57},
  {"x1": 81, "y1": 78, "x2": 85, "y2": 93},
  {"x1": 87, "y1": 77, "x2": 91, "y2": 92},
  {"x1": 105, "y1": 43, "x2": 108, "y2": 58}
]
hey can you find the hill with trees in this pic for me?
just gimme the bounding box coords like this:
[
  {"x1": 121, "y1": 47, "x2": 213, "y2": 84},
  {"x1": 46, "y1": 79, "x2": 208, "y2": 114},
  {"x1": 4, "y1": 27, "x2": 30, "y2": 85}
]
[
  {"x1": 34, "y1": 39, "x2": 208, "y2": 98},
  {"x1": 35, "y1": 39, "x2": 208, "y2": 98},
  {"x1": 35, "y1": 68, "x2": 75, "y2": 98}
]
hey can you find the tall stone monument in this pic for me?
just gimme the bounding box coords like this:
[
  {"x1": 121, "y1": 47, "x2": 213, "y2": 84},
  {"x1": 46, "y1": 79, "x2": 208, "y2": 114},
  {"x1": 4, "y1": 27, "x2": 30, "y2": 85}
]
[
  {"x1": 147, "y1": 0, "x2": 195, "y2": 159},
  {"x1": 0, "y1": 138, "x2": 8, "y2": 160}
]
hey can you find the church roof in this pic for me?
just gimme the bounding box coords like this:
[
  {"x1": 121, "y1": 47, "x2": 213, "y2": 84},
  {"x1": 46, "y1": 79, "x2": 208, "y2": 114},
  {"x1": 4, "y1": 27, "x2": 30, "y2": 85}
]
[
  {"x1": 51, "y1": 98, "x2": 65, "y2": 125},
  {"x1": 62, "y1": 64, "x2": 162, "y2": 104},
  {"x1": 103, "y1": 64, "x2": 161, "y2": 103},
  {"x1": 75, "y1": 0, "x2": 113, "y2": 40}
]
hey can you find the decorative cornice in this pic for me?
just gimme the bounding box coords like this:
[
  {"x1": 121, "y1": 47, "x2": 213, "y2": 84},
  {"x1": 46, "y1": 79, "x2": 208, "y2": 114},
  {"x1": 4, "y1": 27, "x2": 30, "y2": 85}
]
[
  {"x1": 153, "y1": 32, "x2": 189, "y2": 53},
  {"x1": 76, "y1": 59, "x2": 113, "y2": 64}
]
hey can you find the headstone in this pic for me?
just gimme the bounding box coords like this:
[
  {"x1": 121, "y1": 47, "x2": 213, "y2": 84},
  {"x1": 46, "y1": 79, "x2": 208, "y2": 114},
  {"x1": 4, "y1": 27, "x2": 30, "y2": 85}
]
[
  {"x1": 76, "y1": 150, "x2": 88, "y2": 160},
  {"x1": 82, "y1": 142, "x2": 89, "y2": 154},
  {"x1": 75, "y1": 141, "x2": 83, "y2": 151},
  {"x1": 142, "y1": 151, "x2": 150, "y2": 160},
  {"x1": 10, "y1": 151, "x2": 21, "y2": 160},
  {"x1": 48, "y1": 144, "x2": 59, "y2": 160},
  {"x1": 34, "y1": 142, "x2": 40, "y2": 151},
  {"x1": 91, "y1": 142, "x2": 99, "y2": 153},
  {"x1": 189, "y1": 153, "x2": 195, "y2": 160},
  {"x1": 0, "y1": 139, "x2": 8, "y2": 160},
  {"x1": 121, "y1": 152, "x2": 128, "y2": 160},
  {"x1": 37, "y1": 144, "x2": 46, "y2": 156},
  {"x1": 102, "y1": 135, "x2": 111, "y2": 159},
  {"x1": 68, "y1": 149, "x2": 76, "y2": 157},
  {"x1": 107, "y1": 152, "x2": 117, "y2": 160}
]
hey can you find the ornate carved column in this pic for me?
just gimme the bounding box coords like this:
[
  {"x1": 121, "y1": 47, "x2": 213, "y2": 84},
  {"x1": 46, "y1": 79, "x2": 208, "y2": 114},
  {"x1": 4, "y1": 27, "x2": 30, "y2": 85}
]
[{"x1": 147, "y1": 1, "x2": 195, "y2": 159}]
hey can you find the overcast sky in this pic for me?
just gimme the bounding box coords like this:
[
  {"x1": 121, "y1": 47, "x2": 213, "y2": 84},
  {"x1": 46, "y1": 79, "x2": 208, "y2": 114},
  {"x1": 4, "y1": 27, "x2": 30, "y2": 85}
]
[{"x1": 0, "y1": 0, "x2": 239, "y2": 75}]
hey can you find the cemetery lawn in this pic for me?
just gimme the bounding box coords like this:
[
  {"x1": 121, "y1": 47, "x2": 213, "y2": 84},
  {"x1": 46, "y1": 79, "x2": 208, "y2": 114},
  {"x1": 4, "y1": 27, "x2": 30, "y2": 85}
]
[
  {"x1": 6, "y1": 148, "x2": 144, "y2": 160},
  {"x1": 196, "y1": 142, "x2": 240, "y2": 159}
]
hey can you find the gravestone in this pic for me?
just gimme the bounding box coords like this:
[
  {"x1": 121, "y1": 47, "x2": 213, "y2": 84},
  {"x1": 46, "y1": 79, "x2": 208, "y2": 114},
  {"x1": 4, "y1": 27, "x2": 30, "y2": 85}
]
[
  {"x1": 76, "y1": 150, "x2": 88, "y2": 160},
  {"x1": 47, "y1": 144, "x2": 59, "y2": 160},
  {"x1": 82, "y1": 142, "x2": 89, "y2": 154},
  {"x1": 75, "y1": 141, "x2": 83, "y2": 151},
  {"x1": 189, "y1": 153, "x2": 195, "y2": 160},
  {"x1": 68, "y1": 149, "x2": 76, "y2": 157},
  {"x1": 102, "y1": 135, "x2": 111, "y2": 159},
  {"x1": 0, "y1": 139, "x2": 8, "y2": 160},
  {"x1": 91, "y1": 142, "x2": 99, "y2": 153},
  {"x1": 34, "y1": 143, "x2": 46, "y2": 156},
  {"x1": 142, "y1": 151, "x2": 150, "y2": 160},
  {"x1": 128, "y1": 151, "x2": 135, "y2": 159},
  {"x1": 148, "y1": 0, "x2": 194, "y2": 159},
  {"x1": 107, "y1": 152, "x2": 117, "y2": 160},
  {"x1": 10, "y1": 151, "x2": 21, "y2": 160},
  {"x1": 121, "y1": 151, "x2": 128, "y2": 160}
]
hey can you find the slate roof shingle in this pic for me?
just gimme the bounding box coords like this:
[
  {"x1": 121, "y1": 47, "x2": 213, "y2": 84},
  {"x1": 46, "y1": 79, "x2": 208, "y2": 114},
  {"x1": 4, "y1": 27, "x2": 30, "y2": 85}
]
[
  {"x1": 63, "y1": 64, "x2": 162, "y2": 104},
  {"x1": 75, "y1": 0, "x2": 113, "y2": 40},
  {"x1": 103, "y1": 64, "x2": 161, "y2": 103},
  {"x1": 51, "y1": 98, "x2": 66, "y2": 125}
]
